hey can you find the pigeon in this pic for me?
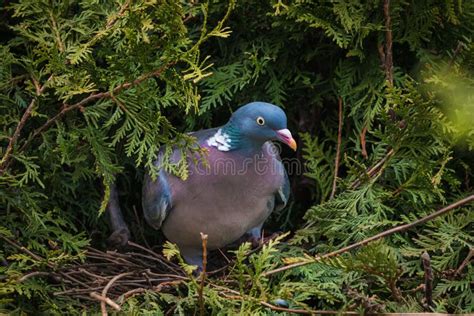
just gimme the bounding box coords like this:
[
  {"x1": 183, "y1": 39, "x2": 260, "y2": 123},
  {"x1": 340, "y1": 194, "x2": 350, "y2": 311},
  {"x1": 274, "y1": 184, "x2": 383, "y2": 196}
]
[{"x1": 107, "y1": 102, "x2": 296, "y2": 269}]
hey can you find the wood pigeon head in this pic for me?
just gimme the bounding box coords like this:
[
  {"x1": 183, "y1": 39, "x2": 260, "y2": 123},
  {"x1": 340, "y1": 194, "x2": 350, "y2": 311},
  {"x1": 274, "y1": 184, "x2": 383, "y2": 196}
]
[{"x1": 219, "y1": 102, "x2": 297, "y2": 151}]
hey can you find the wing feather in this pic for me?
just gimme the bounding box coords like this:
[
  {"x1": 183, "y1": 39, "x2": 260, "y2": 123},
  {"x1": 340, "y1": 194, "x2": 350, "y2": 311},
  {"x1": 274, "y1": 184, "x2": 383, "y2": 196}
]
[{"x1": 142, "y1": 168, "x2": 172, "y2": 230}]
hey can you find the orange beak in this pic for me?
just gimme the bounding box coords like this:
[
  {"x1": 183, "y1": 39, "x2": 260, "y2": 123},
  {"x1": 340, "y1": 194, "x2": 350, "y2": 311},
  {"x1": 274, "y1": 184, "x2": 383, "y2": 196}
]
[{"x1": 276, "y1": 129, "x2": 297, "y2": 151}]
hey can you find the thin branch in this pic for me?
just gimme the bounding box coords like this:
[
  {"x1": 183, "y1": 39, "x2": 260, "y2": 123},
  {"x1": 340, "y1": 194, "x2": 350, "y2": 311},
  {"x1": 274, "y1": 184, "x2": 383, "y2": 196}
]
[
  {"x1": 383, "y1": 0, "x2": 393, "y2": 86},
  {"x1": 330, "y1": 97, "x2": 343, "y2": 200},
  {"x1": 214, "y1": 284, "x2": 358, "y2": 315},
  {"x1": 198, "y1": 232, "x2": 208, "y2": 316},
  {"x1": 90, "y1": 292, "x2": 121, "y2": 313},
  {"x1": 448, "y1": 41, "x2": 464, "y2": 69},
  {"x1": 0, "y1": 75, "x2": 53, "y2": 174},
  {"x1": 19, "y1": 63, "x2": 174, "y2": 154},
  {"x1": 127, "y1": 241, "x2": 182, "y2": 273},
  {"x1": 0, "y1": 235, "x2": 55, "y2": 269},
  {"x1": 360, "y1": 126, "x2": 368, "y2": 159},
  {"x1": 263, "y1": 194, "x2": 474, "y2": 276},
  {"x1": 350, "y1": 148, "x2": 394, "y2": 189},
  {"x1": 259, "y1": 301, "x2": 359, "y2": 315},
  {"x1": 88, "y1": 0, "x2": 131, "y2": 47},
  {"x1": 19, "y1": 271, "x2": 52, "y2": 282},
  {"x1": 455, "y1": 248, "x2": 474, "y2": 276},
  {"x1": 106, "y1": 0, "x2": 130, "y2": 29},
  {"x1": 100, "y1": 272, "x2": 134, "y2": 316},
  {"x1": 49, "y1": 10, "x2": 65, "y2": 53},
  {"x1": 421, "y1": 252, "x2": 433, "y2": 310}
]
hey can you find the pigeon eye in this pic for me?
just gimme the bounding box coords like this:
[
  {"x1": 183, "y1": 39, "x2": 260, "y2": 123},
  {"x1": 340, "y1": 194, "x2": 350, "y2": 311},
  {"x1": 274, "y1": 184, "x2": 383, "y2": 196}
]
[{"x1": 256, "y1": 116, "x2": 265, "y2": 125}]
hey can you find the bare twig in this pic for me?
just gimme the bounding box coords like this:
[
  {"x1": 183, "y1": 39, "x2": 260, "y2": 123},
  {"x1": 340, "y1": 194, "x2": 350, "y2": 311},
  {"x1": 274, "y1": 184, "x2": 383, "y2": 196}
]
[
  {"x1": 448, "y1": 41, "x2": 464, "y2": 69},
  {"x1": 19, "y1": 271, "x2": 52, "y2": 282},
  {"x1": 214, "y1": 284, "x2": 358, "y2": 315},
  {"x1": 263, "y1": 194, "x2": 474, "y2": 276},
  {"x1": 90, "y1": 292, "x2": 121, "y2": 313},
  {"x1": 330, "y1": 97, "x2": 343, "y2": 200},
  {"x1": 100, "y1": 272, "x2": 134, "y2": 316},
  {"x1": 350, "y1": 148, "x2": 395, "y2": 189},
  {"x1": 455, "y1": 248, "x2": 474, "y2": 276},
  {"x1": 198, "y1": 232, "x2": 208, "y2": 316},
  {"x1": 421, "y1": 252, "x2": 433, "y2": 310},
  {"x1": 132, "y1": 205, "x2": 151, "y2": 249},
  {"x1": 127, "y1": 241, "x2": 182, "y2": 273},
  {"x1": 0, "y1": 75, "x2": 53, "y2": 174},
  {"x1": 383, "y1": 0, "x2": 393, "y2": 86},
  {"x1": 0, "y1": 235, "x2": 54, "y2": 269},
  {"x1": 360, "y1": 126, "x2": 368, "y2": 159}
]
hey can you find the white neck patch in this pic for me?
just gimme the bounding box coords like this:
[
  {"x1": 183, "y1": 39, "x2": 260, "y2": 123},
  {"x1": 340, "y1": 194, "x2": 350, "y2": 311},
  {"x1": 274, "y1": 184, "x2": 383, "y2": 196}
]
[{"x1": 207, "y1": 129, "x2": 232, "y2": 151}]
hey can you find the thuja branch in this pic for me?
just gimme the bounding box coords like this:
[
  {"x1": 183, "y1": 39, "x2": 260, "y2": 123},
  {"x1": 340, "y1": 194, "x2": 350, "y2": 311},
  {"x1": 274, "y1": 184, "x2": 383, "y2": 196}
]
[
  {"x1": 263, "y1": 194, "x2": 474, "y2": 276},
  {"x1": 18, "y1": 62, "x2": 175, "y2": 154},
  {"x1": 0, "y1": 75, "x2": 53, "y2": 175}
]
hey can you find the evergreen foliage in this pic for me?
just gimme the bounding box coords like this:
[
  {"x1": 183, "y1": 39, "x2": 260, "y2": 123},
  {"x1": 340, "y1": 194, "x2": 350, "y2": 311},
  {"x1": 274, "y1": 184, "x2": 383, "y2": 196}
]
[{"x1": 1, "y1": 0, "x2": 473, "y2": 314}]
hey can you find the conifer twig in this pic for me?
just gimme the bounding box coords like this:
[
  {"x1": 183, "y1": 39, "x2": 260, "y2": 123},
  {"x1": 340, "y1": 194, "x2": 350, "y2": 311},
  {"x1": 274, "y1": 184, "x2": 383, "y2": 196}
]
[
  {"x1": 19, "y1": 62, "x2": 175, "y2": 154},
  {"x1": 0, "y1": 75, "x2": 53, "y2": 174},
  {"x1": 330, "y1": 97, "x2": 343, "y2": 200},
  {"x1": 263, "y1": 194, "x2": 474, "y2": 276}
]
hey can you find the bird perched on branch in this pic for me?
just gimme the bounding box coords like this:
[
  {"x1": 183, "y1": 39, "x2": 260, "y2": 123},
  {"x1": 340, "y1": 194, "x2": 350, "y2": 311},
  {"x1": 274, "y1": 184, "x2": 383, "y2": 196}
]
[{"x1": 108, "y1": 102, "x2": 296, "y2": 269}]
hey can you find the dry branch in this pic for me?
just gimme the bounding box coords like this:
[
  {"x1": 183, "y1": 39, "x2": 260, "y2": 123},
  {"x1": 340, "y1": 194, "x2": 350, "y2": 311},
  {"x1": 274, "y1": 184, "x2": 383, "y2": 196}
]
[
  {"x1": 455, "y1": 248, "x2": 474, "y2": 276},
  {"x1": 421, "y1": 252, "x2": 433, "y2": 310},
  {"x1": 263, "y1": 194, "x2": 474, "y2": 276},
  {"x1": 198, "y1": 232, "x2": 208, "y2": 316},
  {"x1": 0, "y1": 75, "x2": 53, "y2": 174},
  {"x1": 90, "y1": 292, "x2": 121, "y2": 313},
  {"x1": 330, "y1": 97, "x2": 343, "y2": 200},
  {"x1": 383, "y1": 0, "x2": 393, "y2": 86}
]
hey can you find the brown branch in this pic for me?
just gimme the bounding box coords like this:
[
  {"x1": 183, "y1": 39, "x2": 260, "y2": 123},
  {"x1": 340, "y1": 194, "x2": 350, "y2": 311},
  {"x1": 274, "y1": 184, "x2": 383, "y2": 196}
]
[
  {"x1": 100, "y1": 272, "x2": 134, "y2": 316},
  {"x1": 421, "y1": 252, "x2": 433, "y2": 310},
  {"x1": 198, "y1": 232, "x2": 208, "y2": 316},
  {"x1": 448, "y1": 41, "x2": 464, "y2": 69},
  {"x1": 263, "y1": 194, "x2": 474, "y2": 276},
  {"x1": 360, "y1": 126, "x2": 368, "y2": 159},
  {"x1": 0, "y1": 235, "x2": 55, "y2": 269},
  {"x1": 90, "y1": 292, "x2": 121, "y2": 313},
  {"x1": 1, "y1": 234, "x2": 92, "y2": 288},
  {"x1": 330, "y1": 97, "x2": 343, "y2": 200},
  {"x1": 49, "y1": 10, "x2": 65, "y2": 53},
  {"x1": 350, "y1": 148, "x2": 395, "y2": 189},
  {"x1": 214, "y1": 284, "x2": 359, "y2": 315},
  {"x1": 259, "y1": 301, "x2": 359, "y2": 315},
  {"x1": 383, "y1": 0, "x2": 393, "y2": 86},
  {"x1": 106, "y1": 0, "x2": 130, "y2": 29},
  {"x1": 19, "y1": 271, "x2": 52, "y2": 282},
  {"x1": 85, "y1": 0, "x2": 131, "y2": 49},
  {"x1": 455, "y1": 248, "x2": 474, "y2": 276},
  {"x1": 19, "y1": 63, "x2": 174, "y2": 154},
  {"x1": 127, "y1": 241, "x2": 182, "y2": 274},
  {"x1": 0, "y1": 75, "x2": 53, "y2": 174}
]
